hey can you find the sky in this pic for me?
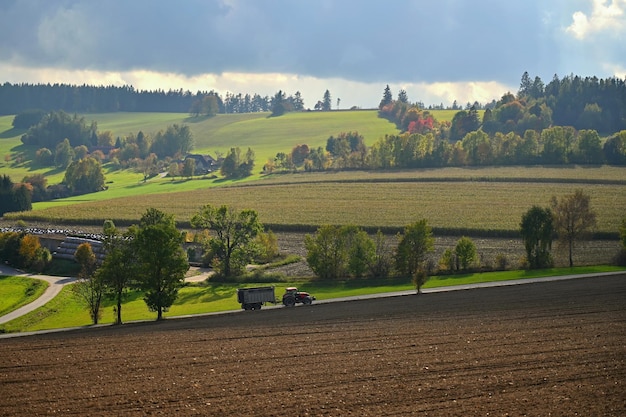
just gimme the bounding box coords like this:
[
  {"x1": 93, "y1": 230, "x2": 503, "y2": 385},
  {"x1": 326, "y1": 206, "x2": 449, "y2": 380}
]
[{"x1": 0, "y1": 0, "x2": 625, "y2": 109}]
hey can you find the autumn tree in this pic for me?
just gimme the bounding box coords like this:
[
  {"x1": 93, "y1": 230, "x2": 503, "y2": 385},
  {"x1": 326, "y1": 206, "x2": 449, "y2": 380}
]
[
  {"x1": 551, "y1": 190, "x2": 597, "y2": 267},
  {"x1": 190, "y1": 205, "x2": 263, "y2": 278},
  {"x1": 134, "y1": 208, "x2": 189, "y2": 320},
  {"x1": 520, "y1": 206, "x2": 554, "y2": 269}
]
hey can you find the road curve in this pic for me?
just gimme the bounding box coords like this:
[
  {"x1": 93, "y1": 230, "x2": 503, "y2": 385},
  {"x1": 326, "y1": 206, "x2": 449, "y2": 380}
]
[{"x1": 0, "y1": 265, "x2": 77, "y2": 325}]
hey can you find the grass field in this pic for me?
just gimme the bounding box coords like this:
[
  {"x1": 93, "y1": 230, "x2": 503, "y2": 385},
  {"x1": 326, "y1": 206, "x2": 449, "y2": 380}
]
[{"x1": 0, "y1": 276, "x2": 48, "y2": 316}]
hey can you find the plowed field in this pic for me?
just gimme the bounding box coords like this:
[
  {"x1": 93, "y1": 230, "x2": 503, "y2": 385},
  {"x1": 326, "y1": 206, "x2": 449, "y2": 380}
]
[{"x1": 1, "y1": 275, "x2": 625, "y2": 416}]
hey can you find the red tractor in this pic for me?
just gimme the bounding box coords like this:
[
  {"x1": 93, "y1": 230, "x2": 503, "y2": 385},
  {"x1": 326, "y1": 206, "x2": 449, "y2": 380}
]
[{"x1": 282, "y1": 287, "x2": 315, "y2": 307}]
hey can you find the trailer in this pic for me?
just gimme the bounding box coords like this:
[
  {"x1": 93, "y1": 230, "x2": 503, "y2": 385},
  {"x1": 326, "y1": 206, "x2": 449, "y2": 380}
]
[{"x1": 237, "y1": 286, "x2": 276, "y2": 310}]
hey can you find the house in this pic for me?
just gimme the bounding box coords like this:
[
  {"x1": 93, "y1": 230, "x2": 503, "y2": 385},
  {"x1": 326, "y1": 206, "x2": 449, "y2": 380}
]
[{"x1": 183, "y1": 154, "x2": 217, "y2": 174}]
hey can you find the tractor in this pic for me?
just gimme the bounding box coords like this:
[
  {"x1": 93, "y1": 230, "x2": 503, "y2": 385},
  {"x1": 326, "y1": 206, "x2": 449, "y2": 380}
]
[{"x1": 282, "y1": 287, "x2": 315, "y2": 307}]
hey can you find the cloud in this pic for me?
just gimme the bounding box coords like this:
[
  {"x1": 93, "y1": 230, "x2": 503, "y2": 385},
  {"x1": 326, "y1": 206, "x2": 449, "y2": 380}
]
[
  {"x1": 0, "y1": 0, "x2": 623, "y2": 107},
  {"x1": 566, "y1": 0, "x2": 626, "y2": 39}
]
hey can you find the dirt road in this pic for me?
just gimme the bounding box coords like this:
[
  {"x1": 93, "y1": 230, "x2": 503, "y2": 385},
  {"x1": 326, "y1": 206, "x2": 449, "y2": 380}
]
[{"x1": 0, "y1": 274, "x2": 624, "y2": 416}]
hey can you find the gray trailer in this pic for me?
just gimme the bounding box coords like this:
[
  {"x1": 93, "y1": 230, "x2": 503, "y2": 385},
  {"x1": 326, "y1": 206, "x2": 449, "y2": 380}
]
[{"x1": 237, "y1": 286, "x2": 276, "y2": 310}]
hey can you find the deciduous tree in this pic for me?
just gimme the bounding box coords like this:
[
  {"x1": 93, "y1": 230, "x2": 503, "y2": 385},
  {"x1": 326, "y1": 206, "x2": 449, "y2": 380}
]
[
  {"x1": 551, "y1": 190, "x2": 596, "y2": 267},
  {"x1": 455, "y1": 236, "x2": 477, "y2": 270},
  {"x1": 395, "y1": 219, "x2": 434, "y2": 280},
  {"x1": 520, "y1": 206, "x2": 554, "y2": 269},
  {"x1": 73, "y1": 243, "x2": 103, "y2": 325},
  {"x1": 134, "y1": 208, "x2": 189, "y2": 320},
  {"x1": 190, "y1": 205, "x2": 263, "y2": 278}
]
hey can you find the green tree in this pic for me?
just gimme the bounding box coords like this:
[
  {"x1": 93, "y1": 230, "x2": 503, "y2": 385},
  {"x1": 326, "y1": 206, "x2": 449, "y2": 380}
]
[
  {"x1": 54, "y1": 138, "x2": 75, "y2": 168},
  {"x1": 182, "y1": 157, "x2": 196, "y2": 179},
  {"x1": 63, "y1": 157, "x2": 105, "y2": 194},
  {"x1": 455, "y1": 236, "x2": 477, "y2": 270},
  {"x1": 379, "y1": 85, "x2": 393, "y2": 109},
  {"x1": 322, "y1": 90, "x2": 332, "y2": 111},
  {"x1": 620, "y1": 218, "x2": 626, "y2": 250},
  {"x1": 345, "y1": 227, "x2": 376, "y2": 279},
  {"x1": 395, "y1": 219, "x2": 434, "y2": 279},
  {"x1": 97, "y1": 220, "x2": 136, "y2": 325},
  {"x1": 520, "y1": 206, "x2": 554, "y2": 269},
  {"x1": 190, "y1": 205, "x2": 263, "y2": 278},
  {"x1": 73, "y1": 243, "x2": 103, "y2": 325},
  {"x1": 369, "y1": 230, "x2": 392, "y2": 279},
  {"x1": 150, "y1": 124, "x2": 194, "y2": 158},
  {"x1": 575, "y1": 130, "x2": 604, "y2": 164},
  {"x1": 256, "y1": 230, "x2": 279, "y2": 264},
  {"x1": 220, "y1": 147, "x2": 255, "y2": 178},
  {"x1": 134, "y1": 208, "x2": 189, "y2": 320},
  {"x1": 271, "y1": 90, "x2": 286, "y2": 116},
  {"x1": 305, "y1": 225, "x2": 347, "y2": 280},
  {"x1": 551, "y1": 190, "x2": 597, "y2": 267}
]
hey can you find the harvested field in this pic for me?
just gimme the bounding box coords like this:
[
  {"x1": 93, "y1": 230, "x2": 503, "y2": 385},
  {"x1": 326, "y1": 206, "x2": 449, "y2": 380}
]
[{"x1": 1, "y1": 274, "x2": 625, "y2": 416}]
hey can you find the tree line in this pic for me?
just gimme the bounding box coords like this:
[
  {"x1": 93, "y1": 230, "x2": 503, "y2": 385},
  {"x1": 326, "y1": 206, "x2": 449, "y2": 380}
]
[
  {"x1": 0, "y1": 82, "x2": 316, "y2": 116},
  {"x1": 266, "y1": 126, "x2": 626, "y2": 173},
  {"x1": 3, "y1": 191, "x2": 624, "y2": 325}
]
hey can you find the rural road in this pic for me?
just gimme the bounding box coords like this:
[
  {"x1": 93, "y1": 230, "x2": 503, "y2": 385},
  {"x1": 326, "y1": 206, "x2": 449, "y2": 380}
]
[
  {"x1": 0, "y1": 264, "x2": 76, "y2": 325},
  {"x1": 1, "y1": 263, "x2": 624, "y2": 327}
]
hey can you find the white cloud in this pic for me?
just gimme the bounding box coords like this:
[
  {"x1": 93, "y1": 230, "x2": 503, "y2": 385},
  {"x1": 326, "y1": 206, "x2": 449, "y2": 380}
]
[{"x1": 566, "y1": 0, "x2": 626, "y2": 39}]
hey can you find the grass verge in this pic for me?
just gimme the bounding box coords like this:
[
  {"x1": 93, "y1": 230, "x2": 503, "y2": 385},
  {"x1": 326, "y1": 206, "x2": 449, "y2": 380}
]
[{"x1": 1, "y1": 265, "x2": 623, "y2": 334}]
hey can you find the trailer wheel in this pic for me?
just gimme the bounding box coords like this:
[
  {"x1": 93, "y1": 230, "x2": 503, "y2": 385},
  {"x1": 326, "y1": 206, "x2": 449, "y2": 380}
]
[
  {"x1": 283, "y1": 295, "x2": 296, "y2": 307},
  {"x1": 254, "y1": 303, "x2": 262, "y2": 310}
]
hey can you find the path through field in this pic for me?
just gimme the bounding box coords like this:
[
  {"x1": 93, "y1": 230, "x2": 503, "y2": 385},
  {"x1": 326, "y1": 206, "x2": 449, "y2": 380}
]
[{"x1": 0, "y1": 274, "x2": 624, "y2": 416}]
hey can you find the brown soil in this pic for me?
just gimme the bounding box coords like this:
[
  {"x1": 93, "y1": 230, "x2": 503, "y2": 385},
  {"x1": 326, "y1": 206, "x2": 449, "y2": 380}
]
[{"x1": 1, "y1": 274, "x2": 625, "y2": 416}]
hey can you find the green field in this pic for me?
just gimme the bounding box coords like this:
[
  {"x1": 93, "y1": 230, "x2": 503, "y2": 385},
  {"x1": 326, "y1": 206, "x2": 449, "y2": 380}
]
[
  {"x1": 0, "y1": 276, "x2": 48, "y2": 316},
  {"x1": 1, "y1": 111, "x2": 625, "y2": 235}
]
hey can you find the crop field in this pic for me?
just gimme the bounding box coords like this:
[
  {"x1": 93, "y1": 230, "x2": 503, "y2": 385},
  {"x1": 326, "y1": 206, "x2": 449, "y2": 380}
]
[
  {"x1": 10, "y1": 167, "x2": 626, "y2": 234},
  {"x1": 1, "y1": 274, "x2": 624, "y2": 415}
]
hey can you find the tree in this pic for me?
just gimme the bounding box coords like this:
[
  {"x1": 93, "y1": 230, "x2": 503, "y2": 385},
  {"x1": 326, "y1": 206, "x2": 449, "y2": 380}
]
[
  {"x1": 220, "y1": 147, "x2": 255, "y2": 178},
  {"x1": 134, "y1": 208, "x2": 189, "y2": 320},
  {"x1": 305, "y1": 225, "x2": 347, "y2": 280},
  {"x1": 344, "y1": 226, "x2": 376, "y2": 279},
  {"x1": 0, "y1": 175, "x2": 32, "y2": 216},
  {"x1": 520, "y1": 206, "x2": 554, "y2": 269},
  {"x1": 322, "y1": 90, "x2": 332, "y2": 111},
  {"x1": 182, "y1": 157, "x2": 196, "y2": 179},
  {"x1": 63, "y1": 157, "x2": 105, "y2": 194},
  {"x1": 271, "y1": 90, "x2": 286, "y2": 116},
  {"x1": 395, "y1": 219, "x2": 434, "y2": 282},
  {"x1": 551, "y1": 190, "x2": 597, "y2": 267},
  {"x1": 379, "y1": 85, "x2": 393, "y2": 109},
  {"x1": 54, "y1": 138, "x2": 75, "y2": 168},
  {"x1": 190, "y1": 205, "x2": 263, "y2": 278},
  {"x1": 97, "y1": 221, "x2": 136, "y2": 324},
  {"x1": 73, "y1": 243, "x2": 103, "y2": 325},
  {"x1": 455, "y1": 236, "x2": 477, "y2": 270}
]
